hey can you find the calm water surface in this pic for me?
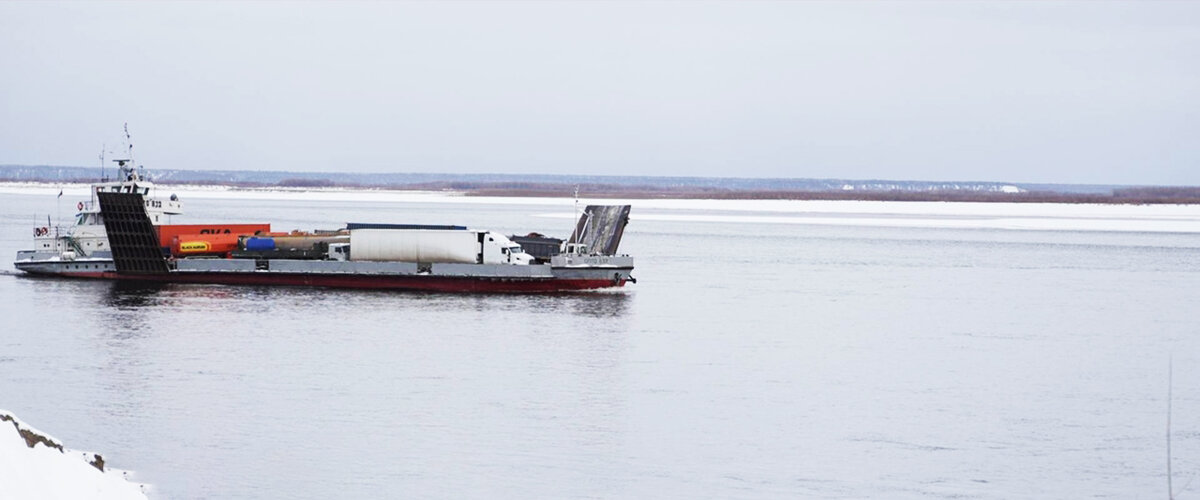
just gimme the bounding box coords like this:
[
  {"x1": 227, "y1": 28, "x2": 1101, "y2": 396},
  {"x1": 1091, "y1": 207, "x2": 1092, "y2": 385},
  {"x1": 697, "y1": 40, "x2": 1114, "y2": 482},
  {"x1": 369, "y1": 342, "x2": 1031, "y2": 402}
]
[{"x1": 2, "y1": 192, "x2": 1198, "y2": 499}]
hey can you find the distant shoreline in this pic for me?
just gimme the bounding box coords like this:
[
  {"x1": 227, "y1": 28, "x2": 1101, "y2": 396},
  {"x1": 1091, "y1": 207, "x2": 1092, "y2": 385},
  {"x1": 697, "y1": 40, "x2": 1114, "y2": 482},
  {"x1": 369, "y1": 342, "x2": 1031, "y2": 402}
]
[
  {"x1": 455, "y1": 186, "x2": 1200, "y2": 204},
  {"x1": 5, "y1": 178, "x2": 1200, "y2": 205},
  {"x1": 6, "y1": 180, "x2": 1199, "y2": 234}
]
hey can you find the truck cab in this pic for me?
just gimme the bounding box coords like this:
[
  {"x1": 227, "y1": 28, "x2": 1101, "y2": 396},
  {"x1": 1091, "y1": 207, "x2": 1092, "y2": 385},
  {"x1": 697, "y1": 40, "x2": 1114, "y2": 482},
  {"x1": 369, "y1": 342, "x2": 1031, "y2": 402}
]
[{"x1": 482, "y1": 232, "x2": 534, "y2": 265}]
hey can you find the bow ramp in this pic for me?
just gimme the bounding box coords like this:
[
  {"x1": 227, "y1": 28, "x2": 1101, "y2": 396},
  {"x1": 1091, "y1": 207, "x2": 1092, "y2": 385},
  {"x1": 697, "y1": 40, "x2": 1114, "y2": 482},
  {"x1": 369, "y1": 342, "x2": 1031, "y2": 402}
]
[
  {"x1": 566, "y1": 205, "x2": 631, "y2": 256},
  {"x1": 97, "y1": 191, "x2": 169, "y2": 274}
]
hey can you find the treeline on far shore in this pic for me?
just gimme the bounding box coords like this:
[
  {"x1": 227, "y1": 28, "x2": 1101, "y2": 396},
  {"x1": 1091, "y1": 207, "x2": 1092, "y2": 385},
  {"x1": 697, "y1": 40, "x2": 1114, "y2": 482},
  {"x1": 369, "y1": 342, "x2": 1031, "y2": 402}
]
[
  {"x1": 11, "y1": 176, "x2": 1200, "y2": 204},
  {"x1": 254, "y1": 179, "x2": 1200, "y2": 204},
  {"x1": 467, "y1": 188, "x2": 1200, "y2": 204},
  {"x1": 349, "y1": 181, "x2": 1200, "y2": 204}
]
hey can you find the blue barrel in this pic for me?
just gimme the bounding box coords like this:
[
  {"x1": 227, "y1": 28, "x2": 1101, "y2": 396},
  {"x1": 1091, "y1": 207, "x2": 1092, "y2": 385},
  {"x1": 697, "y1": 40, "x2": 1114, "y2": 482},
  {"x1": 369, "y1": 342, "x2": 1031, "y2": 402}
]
[{"x1": 243, "y1": 237, "x2": 276, "y2": 251}]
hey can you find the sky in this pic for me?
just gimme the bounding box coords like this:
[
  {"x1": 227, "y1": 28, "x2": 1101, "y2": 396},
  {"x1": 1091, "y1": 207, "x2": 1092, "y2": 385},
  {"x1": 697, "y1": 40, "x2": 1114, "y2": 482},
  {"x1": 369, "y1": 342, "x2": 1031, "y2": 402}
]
[{"x1": 1, "y1": 1, "x2": 1197, "y2": 185}]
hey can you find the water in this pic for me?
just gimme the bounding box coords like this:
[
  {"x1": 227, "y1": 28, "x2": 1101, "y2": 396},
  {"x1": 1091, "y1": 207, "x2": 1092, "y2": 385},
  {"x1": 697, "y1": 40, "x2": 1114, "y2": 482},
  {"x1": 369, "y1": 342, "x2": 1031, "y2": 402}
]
[{"x1": 2, "y1": 190, "x2": 1199, "y2": 499}]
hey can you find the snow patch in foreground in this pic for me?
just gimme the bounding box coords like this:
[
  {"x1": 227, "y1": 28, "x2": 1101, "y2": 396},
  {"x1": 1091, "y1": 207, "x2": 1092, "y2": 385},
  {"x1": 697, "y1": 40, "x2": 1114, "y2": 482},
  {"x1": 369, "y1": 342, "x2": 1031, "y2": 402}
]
[{"x1": 0, "y1": 411, "x2": 147, "y2": 500}]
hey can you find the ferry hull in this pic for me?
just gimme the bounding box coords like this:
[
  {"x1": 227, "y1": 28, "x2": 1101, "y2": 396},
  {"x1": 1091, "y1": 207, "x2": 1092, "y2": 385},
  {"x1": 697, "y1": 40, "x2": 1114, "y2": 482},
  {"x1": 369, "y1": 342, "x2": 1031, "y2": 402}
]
[
  {"x1": 14, "y1": 257, "x2": 629, "y2": 292},
  {"x1": 23, "y1": 270, "x2": 624, "y2": 292},
  {"x1": 117, "y1": 272, "x2": 627, "y2": 292}
]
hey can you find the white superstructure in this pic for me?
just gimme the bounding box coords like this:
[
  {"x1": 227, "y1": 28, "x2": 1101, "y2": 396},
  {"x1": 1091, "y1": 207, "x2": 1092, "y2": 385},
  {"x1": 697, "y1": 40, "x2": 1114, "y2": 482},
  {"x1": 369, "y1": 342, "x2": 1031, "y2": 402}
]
[{"x1": 15, "y1": 128, "x2": 182, "y2": 275}]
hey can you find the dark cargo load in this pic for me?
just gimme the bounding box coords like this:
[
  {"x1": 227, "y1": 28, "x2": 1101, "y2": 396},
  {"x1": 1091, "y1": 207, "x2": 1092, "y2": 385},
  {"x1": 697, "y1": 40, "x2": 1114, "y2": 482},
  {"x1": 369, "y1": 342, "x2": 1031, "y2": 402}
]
[
  {"x1": 510, "y1": 234, "x2": 563, "y2": 262},
  {"x1": 230, "y1": 248, "x2": 329, "y2": 260}
]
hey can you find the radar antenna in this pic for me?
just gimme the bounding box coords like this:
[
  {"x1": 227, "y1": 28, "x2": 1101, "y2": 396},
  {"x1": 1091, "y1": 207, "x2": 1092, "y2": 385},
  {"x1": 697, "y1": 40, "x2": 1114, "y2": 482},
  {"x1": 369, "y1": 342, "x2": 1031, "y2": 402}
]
[{"x1": 112, "y1": 123, "x2": 139, "y2": 182}]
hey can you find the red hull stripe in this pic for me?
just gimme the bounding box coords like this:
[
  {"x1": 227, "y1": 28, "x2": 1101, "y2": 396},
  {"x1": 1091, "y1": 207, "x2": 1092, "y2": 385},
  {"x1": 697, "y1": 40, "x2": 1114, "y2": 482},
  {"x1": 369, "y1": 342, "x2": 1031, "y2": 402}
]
[{"x1": 85, "y1": 272, "x2": 625, "y2": 293}]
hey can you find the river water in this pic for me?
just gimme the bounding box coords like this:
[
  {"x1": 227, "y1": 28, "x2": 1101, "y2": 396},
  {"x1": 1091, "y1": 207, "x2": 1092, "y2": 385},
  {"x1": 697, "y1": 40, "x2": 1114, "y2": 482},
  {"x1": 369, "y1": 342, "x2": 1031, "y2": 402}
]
[{"x1": 1, "y1": 188, "x2": 1198, "y2": 499}]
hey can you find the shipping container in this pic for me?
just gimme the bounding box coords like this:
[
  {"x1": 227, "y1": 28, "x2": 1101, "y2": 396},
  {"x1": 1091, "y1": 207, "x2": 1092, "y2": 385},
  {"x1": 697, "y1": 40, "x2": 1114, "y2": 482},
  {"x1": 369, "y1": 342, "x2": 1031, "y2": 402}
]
[{"x1": 156, "y1": 224, "x2": 270, "y2": 249}]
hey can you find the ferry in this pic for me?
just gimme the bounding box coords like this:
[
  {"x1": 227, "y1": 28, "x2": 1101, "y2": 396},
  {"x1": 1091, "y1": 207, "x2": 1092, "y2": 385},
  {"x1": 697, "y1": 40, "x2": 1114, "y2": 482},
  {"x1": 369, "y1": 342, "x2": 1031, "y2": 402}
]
[{"x1": 13, "y1": 135, "x2": 635, "y2": 293}]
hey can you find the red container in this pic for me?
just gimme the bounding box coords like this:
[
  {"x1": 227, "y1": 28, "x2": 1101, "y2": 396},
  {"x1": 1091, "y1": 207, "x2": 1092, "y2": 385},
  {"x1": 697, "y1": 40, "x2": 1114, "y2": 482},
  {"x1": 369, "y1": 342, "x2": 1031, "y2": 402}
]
[{"x1": 156, "y1": 224, "x2": 270, "y2": 249}]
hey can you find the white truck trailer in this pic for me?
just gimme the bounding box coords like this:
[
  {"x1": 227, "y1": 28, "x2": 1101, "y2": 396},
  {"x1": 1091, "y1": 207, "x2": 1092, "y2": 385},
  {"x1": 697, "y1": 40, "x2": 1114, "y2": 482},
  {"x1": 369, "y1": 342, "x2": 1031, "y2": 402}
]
[{"x1": 348, "y1": 228, "x2": 532, "y2": 265}]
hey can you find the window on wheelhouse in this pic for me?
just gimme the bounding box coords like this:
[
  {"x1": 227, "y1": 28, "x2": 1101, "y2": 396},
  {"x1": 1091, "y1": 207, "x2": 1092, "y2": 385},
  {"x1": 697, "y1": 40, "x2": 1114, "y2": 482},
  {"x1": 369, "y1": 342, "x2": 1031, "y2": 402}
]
[{"x1": 74, "y1": 213, "x2": 102, "y2": 225}]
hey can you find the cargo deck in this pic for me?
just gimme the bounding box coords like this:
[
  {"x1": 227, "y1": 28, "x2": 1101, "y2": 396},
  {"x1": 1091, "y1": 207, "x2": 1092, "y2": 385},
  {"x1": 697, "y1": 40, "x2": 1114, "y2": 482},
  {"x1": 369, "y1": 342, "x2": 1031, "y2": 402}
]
[{"x1": 16, "y1": 190, "x2": 636, "y2": 293}]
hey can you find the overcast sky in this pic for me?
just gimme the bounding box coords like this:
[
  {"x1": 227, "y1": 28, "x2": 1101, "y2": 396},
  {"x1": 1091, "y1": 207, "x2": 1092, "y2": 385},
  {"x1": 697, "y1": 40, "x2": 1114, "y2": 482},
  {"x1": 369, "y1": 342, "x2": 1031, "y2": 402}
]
[{"x1": 1, "y1": 1, "x2": 1197, "y2": 185}]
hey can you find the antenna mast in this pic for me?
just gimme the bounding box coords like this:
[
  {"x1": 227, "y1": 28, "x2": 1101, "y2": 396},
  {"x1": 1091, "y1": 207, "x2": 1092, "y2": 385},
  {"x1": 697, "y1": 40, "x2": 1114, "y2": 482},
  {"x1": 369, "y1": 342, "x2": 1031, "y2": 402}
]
[
  {"x1": 124, "y1": 123, "x2": 132, "y2": 159},
  {"x1": 112, "y1": 123, "x2": 138, "y2": 182},
  {"x1": 572, "y1": 185, "x2": 580, "y2": 245}
]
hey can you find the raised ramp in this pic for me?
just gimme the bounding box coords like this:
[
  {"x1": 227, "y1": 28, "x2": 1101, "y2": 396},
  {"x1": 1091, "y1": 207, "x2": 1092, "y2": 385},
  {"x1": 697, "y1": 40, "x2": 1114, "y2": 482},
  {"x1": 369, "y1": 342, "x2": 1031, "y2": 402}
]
[
  {"x1": 97, "y1": 192, "x2": 169, "y2": 274},
  {"x1": 567, "y1": 205, "x2": 631, "y2": 256}
]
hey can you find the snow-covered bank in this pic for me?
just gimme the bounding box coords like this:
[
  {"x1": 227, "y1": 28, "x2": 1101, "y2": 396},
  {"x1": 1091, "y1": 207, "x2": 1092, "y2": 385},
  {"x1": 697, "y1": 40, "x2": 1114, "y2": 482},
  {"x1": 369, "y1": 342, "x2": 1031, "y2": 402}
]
[
  {"x1": 533, "y1": 211, "x2": 1200, "y2": 233},
  {"x1": 0, "y1": 411, "x2": 146, "y2": 500},
  {"x1": 3, "y1": 182, "x2": 1200, "y2": 233}
]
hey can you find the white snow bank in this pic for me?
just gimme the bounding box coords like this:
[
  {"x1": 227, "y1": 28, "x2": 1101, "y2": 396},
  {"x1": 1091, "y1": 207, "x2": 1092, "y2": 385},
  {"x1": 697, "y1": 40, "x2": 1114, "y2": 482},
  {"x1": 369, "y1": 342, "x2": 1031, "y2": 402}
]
[
  {"x1": 0, "y1": 411, "x2": 147, "y2": 500},
  {"x1": 534, "y1": 211, "x2": 1200, "y2": 233},
  {"x1": 4, "y1": 182, "x2": 1199, "y2": 233}
]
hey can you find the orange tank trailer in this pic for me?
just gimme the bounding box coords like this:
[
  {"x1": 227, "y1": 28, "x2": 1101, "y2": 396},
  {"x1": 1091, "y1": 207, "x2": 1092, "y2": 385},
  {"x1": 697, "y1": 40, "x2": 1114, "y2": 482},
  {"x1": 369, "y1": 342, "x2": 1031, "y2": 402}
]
[
  {"x1": 171, "y1": 233, "x2": 243, "y2": 257},
  {"x1": 156, "y1": 224, "x2": 271, "y2": 249}
]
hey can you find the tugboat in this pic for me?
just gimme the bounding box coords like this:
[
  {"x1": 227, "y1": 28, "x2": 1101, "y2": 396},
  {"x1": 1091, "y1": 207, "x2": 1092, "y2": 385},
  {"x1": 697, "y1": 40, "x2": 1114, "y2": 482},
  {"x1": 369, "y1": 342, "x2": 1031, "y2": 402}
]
[{"x1": 13, "y1": 128, "x2": 184, "y2": 277}]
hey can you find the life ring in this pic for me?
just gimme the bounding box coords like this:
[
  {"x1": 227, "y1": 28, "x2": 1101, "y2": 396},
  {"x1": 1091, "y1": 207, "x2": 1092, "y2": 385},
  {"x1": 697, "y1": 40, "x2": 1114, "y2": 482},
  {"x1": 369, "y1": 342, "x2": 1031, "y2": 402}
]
[{"x1": 77, "y1": 201, "x2": 84, "y2": 211}]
